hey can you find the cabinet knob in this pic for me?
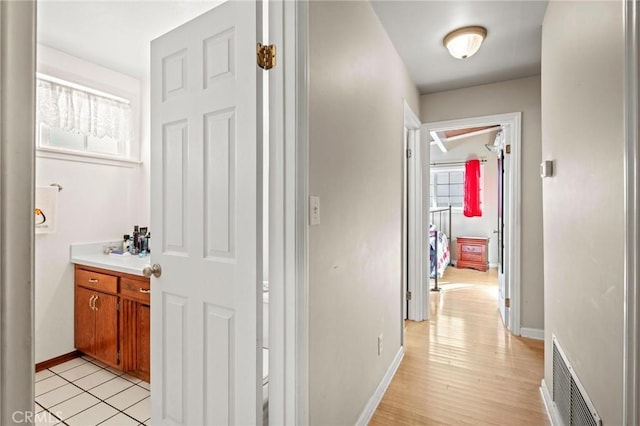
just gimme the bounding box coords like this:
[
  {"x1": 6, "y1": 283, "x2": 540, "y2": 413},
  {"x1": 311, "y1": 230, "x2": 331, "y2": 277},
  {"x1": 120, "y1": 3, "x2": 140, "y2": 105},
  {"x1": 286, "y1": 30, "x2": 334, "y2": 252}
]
[{"x1": 142, "y1": 264, "x2": 162, "y2": 278}]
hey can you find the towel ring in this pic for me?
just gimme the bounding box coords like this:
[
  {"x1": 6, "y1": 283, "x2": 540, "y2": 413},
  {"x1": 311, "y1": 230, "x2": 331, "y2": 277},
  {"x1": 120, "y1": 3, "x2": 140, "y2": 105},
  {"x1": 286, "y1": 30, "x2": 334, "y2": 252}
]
[{"x1": 50, "y1": 183, "x2": 63, "y2": 192}]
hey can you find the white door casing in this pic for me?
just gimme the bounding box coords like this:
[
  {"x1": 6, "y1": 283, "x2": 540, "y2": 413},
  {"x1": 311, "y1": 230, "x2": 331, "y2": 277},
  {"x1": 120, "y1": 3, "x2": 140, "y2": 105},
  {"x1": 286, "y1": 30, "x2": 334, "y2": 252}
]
[
  {"x1": 0, "y1": 2, "x2": 36, "y2": 423},
  {"x1": 404, "y1": 101, "x2": 423, "y2": 321},
  {"x1": 150, "y1": 2, "x2": 262, "y2": 424},
  {"x1": 421, "y1": 113, "x2": 521, "y2": 331},
  {"x1": 623, "y1": 1, "x2": 640, "y2": 424},
  {"x1": 403, "y1": 126, "x2": 408, "y2": 321},
  {"x1": 407, "y1": 129, "x2": 417, "y2": 319}
]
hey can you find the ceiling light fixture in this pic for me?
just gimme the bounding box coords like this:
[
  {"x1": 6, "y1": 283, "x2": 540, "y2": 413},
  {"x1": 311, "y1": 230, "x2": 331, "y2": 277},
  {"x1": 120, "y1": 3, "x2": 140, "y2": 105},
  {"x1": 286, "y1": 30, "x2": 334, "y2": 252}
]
[{"x1": 443, "y1": 26, "x2": 487, "y2": 59}]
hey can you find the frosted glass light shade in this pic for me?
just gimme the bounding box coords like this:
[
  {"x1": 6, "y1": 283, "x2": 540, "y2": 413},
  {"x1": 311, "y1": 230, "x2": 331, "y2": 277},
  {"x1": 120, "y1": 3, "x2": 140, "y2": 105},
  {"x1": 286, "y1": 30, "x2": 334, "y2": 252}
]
[{"x1": 443, "y1": 26, "x2": 487, "y2": 59}]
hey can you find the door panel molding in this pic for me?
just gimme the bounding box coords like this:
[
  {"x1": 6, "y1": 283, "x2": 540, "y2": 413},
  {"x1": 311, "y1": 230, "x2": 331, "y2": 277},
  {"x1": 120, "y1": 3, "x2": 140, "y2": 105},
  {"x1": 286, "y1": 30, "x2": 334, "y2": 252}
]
[{"x1": 150, "y1": 2, "x2": 261, "y2": 424}]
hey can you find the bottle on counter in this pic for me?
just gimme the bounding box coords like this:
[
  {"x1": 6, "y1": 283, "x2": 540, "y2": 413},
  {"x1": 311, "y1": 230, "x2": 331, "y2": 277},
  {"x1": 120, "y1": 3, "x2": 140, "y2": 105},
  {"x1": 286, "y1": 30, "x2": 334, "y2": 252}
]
[
  {"x1": 123, "y1": 235, "x2": 130, "y2": 252},
  {"x1": 133, "y1": 225, "x2": 140, "y2": 253}
]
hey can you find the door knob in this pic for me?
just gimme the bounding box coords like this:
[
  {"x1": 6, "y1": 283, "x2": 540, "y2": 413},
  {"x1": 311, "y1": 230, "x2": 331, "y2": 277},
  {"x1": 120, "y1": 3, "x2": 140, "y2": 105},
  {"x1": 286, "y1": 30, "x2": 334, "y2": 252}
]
[{"x1": 143, "y1": 264, "x2": 162, "y2": 278}]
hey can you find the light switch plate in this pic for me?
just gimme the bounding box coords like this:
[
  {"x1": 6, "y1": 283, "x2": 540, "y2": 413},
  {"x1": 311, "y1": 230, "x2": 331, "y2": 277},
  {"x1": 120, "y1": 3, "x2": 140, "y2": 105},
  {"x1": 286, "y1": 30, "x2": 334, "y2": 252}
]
[{"x1": 309, "y1": 196, "x2": 320, "y2": 225}]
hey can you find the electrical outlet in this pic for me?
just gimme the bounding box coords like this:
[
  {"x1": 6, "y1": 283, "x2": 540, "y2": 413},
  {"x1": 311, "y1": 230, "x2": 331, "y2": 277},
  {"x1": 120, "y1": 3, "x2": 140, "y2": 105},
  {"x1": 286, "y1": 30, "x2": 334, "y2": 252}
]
[{"x1": 378, "y1": 334, "x2": 383, "y2": 355}]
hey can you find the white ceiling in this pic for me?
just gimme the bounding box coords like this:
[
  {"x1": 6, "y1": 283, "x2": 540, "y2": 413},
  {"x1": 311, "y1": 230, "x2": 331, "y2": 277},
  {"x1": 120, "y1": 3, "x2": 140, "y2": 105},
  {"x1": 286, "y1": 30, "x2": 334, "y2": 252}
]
[
  {"x1": 38, "y1": 1, "x2": 547, "y2": 92},
  {"x1": 370, "y1": 0, "x2": 548, "y2": 94},
  {"x1": 37, "y1": 1, "x2": 220, "y2": 79}
]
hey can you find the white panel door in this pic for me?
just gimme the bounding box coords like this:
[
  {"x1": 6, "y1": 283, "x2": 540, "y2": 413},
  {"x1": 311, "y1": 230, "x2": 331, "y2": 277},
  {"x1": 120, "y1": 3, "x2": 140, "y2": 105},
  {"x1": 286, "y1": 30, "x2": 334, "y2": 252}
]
[
  {"x1": 150, "y1": 1, "x2": 262, "y2": 424},
  {"x1": 498, "y1": 145, "x2": 510, "y2": 328}
]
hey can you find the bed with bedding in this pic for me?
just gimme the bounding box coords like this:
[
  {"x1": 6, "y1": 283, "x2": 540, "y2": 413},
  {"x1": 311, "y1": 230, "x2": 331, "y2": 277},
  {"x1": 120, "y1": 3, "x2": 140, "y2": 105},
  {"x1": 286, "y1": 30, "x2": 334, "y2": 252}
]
[
  {"x1": 429, "y1": 206, "x2": 452, "y2": 290},
  {"x1": 429, "y1": 224, "x2": 450, "y2": 279}
]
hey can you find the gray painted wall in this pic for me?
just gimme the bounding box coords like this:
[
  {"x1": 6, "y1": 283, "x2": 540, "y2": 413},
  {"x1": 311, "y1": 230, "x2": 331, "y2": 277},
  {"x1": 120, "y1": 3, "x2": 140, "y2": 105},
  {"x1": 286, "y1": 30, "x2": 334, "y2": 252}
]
[
  {"x1": 308, "y1": 1, "x2": 419, "y2": 424},
  {"x1": 541, "y1": 1, "x2": 623, "y2": 423},
  {"x1": 420, "y1": 76, "x2": 544, "y2": 330}
]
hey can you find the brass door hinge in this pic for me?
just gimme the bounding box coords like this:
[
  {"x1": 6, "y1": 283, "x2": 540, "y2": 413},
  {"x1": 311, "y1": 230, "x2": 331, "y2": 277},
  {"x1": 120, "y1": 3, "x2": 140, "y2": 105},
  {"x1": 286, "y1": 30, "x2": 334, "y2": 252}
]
[
  {"x1": 505, "y1": 144, "x2": 511, "y2": 154},
  {"x1": 406, "y1": 291, "x2": 412, "y2": 301},
  {"x1": 505, "y1": 298, "x2": 511, "y2": 308},
  {"x1": 257, "y1": 43, "x2": 276, "y2": 70}
]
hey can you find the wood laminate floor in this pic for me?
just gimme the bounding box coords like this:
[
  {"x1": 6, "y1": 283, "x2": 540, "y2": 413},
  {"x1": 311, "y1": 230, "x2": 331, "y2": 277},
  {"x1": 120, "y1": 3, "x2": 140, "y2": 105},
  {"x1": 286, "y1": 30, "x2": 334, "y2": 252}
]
[{"x1": 370, "y1": 267, "x2": 547, "y2": 426}]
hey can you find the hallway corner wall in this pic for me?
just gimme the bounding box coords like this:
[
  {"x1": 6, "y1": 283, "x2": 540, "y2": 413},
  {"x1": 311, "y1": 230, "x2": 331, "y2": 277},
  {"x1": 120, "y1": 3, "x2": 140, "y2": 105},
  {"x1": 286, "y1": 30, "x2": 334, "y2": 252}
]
[
  {"x1": 307, "y1": 1, "x2": 420, "y2": 423},
  {"x1": 541, "y1": 1, "x2": 624, "y2": 423}
]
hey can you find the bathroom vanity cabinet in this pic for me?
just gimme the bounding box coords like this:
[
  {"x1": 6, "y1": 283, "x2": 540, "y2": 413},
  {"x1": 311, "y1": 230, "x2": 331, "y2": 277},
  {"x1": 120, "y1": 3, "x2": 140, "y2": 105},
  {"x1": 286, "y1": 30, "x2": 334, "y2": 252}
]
[
  {"x1": 74, "y1": 264, "x2": 151, "y2": 382},
  {"x1": 120, "y1": 276, "x2": 151, "y2": 382},
  {"x1": 74, "y1": 271, "x2": 119, "y2": 367}
]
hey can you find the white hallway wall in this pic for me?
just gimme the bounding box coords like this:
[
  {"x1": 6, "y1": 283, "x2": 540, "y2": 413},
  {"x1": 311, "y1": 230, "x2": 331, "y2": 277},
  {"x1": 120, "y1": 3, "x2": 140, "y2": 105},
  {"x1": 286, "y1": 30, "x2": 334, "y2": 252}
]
[
  {"x1": 35, "y1": 45, "x2": 149, "y2": 363},
  {"x1": 308, "y1": 1, "x2": 420, "y2": 424},
  {"x1": 541, "y1": 1, "x2": 623, "y2": 423},
  {"x1": 421, "y1": 75, "x2": 543, "y2": 330},
  {"x1": 430, "y1": 132, "x2": 499, "y2": 265}
]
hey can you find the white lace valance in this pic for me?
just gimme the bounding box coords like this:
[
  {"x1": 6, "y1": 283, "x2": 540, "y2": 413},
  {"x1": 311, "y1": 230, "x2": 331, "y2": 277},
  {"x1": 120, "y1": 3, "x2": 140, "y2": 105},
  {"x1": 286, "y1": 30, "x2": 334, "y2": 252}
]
[{"x1": 36, "y1": 78, "x2": 131, "y2": 144}]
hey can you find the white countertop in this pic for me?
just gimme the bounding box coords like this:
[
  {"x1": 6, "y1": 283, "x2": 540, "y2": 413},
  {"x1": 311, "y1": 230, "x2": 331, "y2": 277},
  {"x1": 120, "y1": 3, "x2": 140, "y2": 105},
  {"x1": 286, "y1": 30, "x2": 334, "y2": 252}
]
[{"x1": 70, "y1": 241, "x2": 151, "y2": 276}]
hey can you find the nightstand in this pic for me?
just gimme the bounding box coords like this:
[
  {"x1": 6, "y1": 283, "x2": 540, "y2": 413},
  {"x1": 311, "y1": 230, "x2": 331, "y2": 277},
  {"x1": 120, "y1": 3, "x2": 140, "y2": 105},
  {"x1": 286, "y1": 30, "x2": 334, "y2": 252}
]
[{"x1": 456, "y1": 237, "x2": 489, "y2": 272}]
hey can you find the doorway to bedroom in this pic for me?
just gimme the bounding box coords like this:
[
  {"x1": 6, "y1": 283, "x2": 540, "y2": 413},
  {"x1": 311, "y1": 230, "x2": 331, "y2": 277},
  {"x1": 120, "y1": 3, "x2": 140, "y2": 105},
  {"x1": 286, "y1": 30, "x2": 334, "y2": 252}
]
[
  {"x1": 427, "y1": 124, "x2": 502, "y2": 322},
  {"x1": 420, "y1": 112, "x2": 522, "y2": 333}
]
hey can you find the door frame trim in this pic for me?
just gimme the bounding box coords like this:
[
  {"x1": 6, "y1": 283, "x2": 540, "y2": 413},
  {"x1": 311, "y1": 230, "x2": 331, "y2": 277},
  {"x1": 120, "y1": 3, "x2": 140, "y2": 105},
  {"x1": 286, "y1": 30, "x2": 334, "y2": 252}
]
[
  {"x1": 623, "y1": 0, "x2": 639, "y2": 424},
  {"x1": 404, "y1": 102, "x2": 423, "y2": 321},
  {"x1": 420, "y1": 112, "x2": 522, "y2": 335},
  {"x1": 293, "y1": 2, "x2": 310, "y2": 423},
  {"x1": 0, "y1": 2, "x2": 36, "y2": 422},
  {"x1": 272, "y1": 0, "x2": 309, "y2": 424}
]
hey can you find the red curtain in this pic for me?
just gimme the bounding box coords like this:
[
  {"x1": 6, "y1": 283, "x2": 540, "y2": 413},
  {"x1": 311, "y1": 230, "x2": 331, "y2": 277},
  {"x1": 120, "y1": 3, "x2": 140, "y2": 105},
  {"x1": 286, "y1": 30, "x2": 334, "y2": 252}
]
[{"x1": 464, "y1": 159, "x2": 482, "y2": 217}]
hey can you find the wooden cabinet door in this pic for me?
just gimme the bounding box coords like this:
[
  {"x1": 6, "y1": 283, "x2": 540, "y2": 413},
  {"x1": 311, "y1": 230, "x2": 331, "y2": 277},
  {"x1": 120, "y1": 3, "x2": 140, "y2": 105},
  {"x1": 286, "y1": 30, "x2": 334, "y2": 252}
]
[
  {"x1": 75, "y1": 286, "x2": 95, "y2": 355},
  {"x1": 93, "y1": 292, "x2": 119, "y2": 367},
  {"x1": 121, "y1": 298, "x2": 151, "y2": 382},
  {"x1": 136, "y1": 302, "x2": 151, "y2": 382}
]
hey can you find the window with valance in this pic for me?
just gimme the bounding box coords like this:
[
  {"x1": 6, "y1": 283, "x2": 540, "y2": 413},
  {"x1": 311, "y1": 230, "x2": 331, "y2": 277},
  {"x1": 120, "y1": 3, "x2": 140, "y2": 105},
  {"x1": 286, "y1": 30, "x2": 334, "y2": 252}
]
[{"x1": 36, "y1": 75, "x2": 132, "y2": 159}]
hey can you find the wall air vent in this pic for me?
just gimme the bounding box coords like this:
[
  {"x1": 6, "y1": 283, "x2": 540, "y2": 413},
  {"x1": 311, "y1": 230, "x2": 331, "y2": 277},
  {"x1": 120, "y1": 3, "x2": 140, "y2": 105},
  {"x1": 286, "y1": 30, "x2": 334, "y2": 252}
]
[{"x1": 552, "y1": 336, "x2": 602, "y2": 426}]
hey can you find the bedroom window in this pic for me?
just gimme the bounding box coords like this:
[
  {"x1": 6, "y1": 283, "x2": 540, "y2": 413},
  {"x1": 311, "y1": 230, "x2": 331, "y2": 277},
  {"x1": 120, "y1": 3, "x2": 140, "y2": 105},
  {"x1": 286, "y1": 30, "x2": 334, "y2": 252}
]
[{"x1": 430, "y1": 168, "x2": 465, "y2": 208}]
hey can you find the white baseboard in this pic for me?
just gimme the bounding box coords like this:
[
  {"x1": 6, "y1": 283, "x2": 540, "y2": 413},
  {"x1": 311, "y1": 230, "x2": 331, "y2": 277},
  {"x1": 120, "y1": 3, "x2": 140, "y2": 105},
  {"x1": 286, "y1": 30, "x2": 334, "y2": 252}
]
[
  {"x1": 355, "y1": 346, "x2": 404, "y2": 426},
  {"x1": 540, "y1": 379, "x2": 560, "y2": 426},
  {"x1": 520, "y1": 327, "x2": 544, "y2": 340}
]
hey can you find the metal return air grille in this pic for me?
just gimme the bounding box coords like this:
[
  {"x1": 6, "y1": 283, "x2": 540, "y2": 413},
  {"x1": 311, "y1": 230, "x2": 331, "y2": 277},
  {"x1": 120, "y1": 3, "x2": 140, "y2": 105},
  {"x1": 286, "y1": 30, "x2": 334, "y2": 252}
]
[{"x1": 552, "y1": 337, "x2": 602, "y2": 426}]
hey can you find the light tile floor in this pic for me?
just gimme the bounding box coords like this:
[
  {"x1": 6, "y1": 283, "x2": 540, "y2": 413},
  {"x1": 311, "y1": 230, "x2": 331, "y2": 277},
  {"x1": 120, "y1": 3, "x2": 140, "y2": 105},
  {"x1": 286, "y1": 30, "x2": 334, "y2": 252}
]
[{"x1": 35, "y1": 355, "x2": 150, "y2": 426}]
